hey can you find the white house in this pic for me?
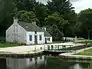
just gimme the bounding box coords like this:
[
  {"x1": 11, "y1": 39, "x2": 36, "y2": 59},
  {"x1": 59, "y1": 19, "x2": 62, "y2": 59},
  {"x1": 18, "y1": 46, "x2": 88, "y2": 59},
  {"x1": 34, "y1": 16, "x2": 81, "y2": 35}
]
[{"x1": 6, "y1": 18, "x2": 52, "y2": 45}]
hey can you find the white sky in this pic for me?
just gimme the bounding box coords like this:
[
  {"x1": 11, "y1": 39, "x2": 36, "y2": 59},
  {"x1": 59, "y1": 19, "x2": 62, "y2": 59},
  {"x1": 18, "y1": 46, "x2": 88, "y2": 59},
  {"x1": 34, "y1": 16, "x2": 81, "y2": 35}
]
[
  {"x1": 71, "y1": 0, "x2": 92, "y2": 13},
  {"x1": 36, "y1": 0, "x2": 92, "y2": 13}
]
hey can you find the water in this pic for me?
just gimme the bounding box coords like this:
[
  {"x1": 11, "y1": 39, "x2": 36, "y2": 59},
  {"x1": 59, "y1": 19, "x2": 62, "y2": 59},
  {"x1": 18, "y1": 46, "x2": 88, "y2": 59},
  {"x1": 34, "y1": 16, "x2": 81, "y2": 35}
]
[{"x1": 0, "y1": 55, "x2": 92, "y2": 69}]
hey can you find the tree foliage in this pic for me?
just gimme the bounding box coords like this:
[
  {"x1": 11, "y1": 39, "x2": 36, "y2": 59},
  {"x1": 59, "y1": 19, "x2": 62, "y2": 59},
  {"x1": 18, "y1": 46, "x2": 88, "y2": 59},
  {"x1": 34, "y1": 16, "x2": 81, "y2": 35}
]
[
  {"x1": 78, "y1": 8, "x2": 92, "y2": 38},
  {"x1": 16, "y1": 10, "x2": 38, "y2": 23},
  {"x1": 47, "y1": 25, "x2": 64, "y2": 41},
  {"x1": 1, "y1": 0, "x2": 91, "y2": 40}
]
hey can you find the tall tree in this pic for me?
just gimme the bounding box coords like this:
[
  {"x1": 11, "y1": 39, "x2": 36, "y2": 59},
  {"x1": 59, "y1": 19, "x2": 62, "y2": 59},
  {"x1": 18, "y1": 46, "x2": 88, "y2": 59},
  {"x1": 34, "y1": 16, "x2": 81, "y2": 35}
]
[
  {"x1": 15, "y1": 10, "x2": 38, "y2": 23},
  {"x1": 45, "y1": 12, "x2": 68, "y2": 31},
  {"x1": 47, "y1": 0, "x2": 77, "y2": 37},
  {"x1": 35, "y1": 2, "x2": 48, "y2": 26},
  {"x1": 78, "y1": 8, "x2": 92, "y2": 39},
  {"x1": 47, "y1": 25, "x2": 64, "y2": 41},
  {"x1": 47, "y1": 0, "x2": 74, "y2": 14},
  {"x1": 14, "y1": 0, "x2": 36, "y2": 11}
]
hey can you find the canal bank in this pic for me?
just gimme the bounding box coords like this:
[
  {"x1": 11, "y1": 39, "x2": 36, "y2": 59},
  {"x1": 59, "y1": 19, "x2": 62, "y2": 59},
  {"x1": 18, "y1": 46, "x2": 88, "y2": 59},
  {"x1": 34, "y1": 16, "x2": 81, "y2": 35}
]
[
  {"x1": 59, "y1": 47, "x2": 92, "y2": 60},
  {"x1": 0, "y1": 42, "x2": 91, "y2": 58}
]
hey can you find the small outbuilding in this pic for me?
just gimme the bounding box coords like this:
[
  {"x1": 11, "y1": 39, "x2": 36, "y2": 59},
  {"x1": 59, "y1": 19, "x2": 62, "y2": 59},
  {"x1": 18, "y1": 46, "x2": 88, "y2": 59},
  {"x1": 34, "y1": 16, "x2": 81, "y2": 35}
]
[{"x1": 6, "y1": 18, "x2": 52, "y2": 45}]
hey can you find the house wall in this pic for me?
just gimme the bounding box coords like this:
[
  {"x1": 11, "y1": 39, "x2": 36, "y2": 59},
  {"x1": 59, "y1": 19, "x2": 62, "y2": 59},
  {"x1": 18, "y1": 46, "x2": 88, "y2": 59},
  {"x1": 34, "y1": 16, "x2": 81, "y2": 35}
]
[
  {"x1": 6, "y1": 23, "x2": 26, "y2": 44},
  {"x1": 37, "y1": 32, "x2": 45, "y2": 44},
  {"x1": 6, "y1": 23, "x2": 15, "y2": 42},
  {"x1": 26, "y1": 32, "x2": 35, "y2": 45},
  {"x1": 45, "y1": 37, "x2": 52, "y2": 43},
  {"x1": 26, "y1": 32, "x2": 45, "y2": 44}
]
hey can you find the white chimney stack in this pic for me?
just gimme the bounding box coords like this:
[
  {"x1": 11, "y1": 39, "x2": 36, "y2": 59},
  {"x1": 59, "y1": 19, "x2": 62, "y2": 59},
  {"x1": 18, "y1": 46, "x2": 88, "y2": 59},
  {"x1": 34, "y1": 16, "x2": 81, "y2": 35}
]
[
  {"x1": 13, "y1": 17, "x2": 18, "y2": 23},
  {"x1": 42, "y1": 27, "x2": 46, "y2": 31},
  {"x1": 32, "y1": 22, "x2": 36, "y2": 25}
]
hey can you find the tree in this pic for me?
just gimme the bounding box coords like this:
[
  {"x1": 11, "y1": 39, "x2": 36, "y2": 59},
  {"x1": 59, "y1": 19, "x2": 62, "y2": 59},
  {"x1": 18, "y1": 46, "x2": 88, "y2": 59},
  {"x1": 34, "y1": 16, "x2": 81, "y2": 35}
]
[
  {"x1": 14, "y1": 0, "x2": 36, "y2": 11},
  {"x1": 47, "y1": 0, "x2": 74, "y2": 14},
  {"x1": 0, "y1": 0, "x2": 16, "y2": 36},
  {"x1": 35, "y1": 2, "x2": 48, "y2": 26},
  {"x1": 15, "y1": 10, "x2": 38, "y2": 23},
  {"x1": 45, "y1": 12, "x2": 68, "y2": 31},
  {"x1": 47, "y1": 25, "x2": 64, "y2": 41},
  {"x1": 78, "y1": 8, "x2": 92, "y2": 38},
  {"x1": 46, "y1": 0, "x2": 77, "y2": 37}
]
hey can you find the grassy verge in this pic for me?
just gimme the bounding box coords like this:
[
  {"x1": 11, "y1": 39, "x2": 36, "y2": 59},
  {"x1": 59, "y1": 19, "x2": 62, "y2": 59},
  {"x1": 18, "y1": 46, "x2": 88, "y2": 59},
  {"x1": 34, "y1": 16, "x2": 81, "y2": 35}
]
[
  {"x1": 76, "y1": 48, "x2": 92, "y2": 56},
  {"x1": 77, "y1": 40, "x2": 92, "y2": 45},
  {"x1": 0, "y1": 43, "x2": 22, "y2": 48}
]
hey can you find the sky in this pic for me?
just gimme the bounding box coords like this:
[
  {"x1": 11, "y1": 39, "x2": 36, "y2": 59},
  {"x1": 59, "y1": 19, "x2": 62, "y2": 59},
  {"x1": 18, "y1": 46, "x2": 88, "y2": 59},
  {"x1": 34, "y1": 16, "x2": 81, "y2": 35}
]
[
  {"x1": 71, "y1": 0, "x2": 92, "y2": 13},
  {"x1": 36, "y1": 0, "x2": 92, "y2": 13}
]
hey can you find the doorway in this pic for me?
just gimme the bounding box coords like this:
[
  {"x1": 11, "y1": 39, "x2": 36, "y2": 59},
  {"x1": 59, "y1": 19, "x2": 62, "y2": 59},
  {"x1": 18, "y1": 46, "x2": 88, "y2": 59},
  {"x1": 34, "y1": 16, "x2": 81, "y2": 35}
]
[{"x1": 35, "y1": 35, "x2": 37, "y2": 44}]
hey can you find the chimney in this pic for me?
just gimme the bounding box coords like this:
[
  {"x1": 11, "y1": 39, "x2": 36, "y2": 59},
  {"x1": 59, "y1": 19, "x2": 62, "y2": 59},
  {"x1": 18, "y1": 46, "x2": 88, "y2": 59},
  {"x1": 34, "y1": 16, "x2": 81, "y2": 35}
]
[
  {"x1": 42, "y1": 27, "x2": 46, "y2": 31},
  {"x1": 44, "y1": 27, "x2": 46, "y2": 31},
  {"x1": 13, "y1": 17, "x2": 18, "y2": 23},
  {"x1": 32, "y1": 22, "x2": 36, "y2": 25}
]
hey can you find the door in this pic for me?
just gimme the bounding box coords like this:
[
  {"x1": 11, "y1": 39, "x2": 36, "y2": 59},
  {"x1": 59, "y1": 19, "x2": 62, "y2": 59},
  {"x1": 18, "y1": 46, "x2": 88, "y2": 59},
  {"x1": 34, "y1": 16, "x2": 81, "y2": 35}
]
[
  {"x1": 45, "y1": 38, "x2": 47, "y2": 44},
  {"x1": 35, "y1": 35, "x2": 37, "y2": 44}
]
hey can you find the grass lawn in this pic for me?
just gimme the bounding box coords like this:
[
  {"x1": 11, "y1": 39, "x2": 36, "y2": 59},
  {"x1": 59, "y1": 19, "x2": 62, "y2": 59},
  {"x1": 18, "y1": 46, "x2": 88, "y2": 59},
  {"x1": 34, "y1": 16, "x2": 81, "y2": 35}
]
[
  {"x1": 77, "y1": 48, "x2": 92, "y2": 56},
  {"x1": 0, "y1": 43, "x2": 22, "y2": 48},
  {"x1": 85, "y1": 40, "x2": 92, "y2": 44},
  {"x1": 77, "y1": 40, "x2": 92, "y2": 45}
]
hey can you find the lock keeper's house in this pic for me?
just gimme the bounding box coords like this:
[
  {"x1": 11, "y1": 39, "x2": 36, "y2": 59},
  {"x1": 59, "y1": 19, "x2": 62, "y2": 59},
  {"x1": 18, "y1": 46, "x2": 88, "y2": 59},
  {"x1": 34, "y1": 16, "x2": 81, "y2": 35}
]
[{"x1": 6, "y1": 18, "x2": 52, "y2": 45}]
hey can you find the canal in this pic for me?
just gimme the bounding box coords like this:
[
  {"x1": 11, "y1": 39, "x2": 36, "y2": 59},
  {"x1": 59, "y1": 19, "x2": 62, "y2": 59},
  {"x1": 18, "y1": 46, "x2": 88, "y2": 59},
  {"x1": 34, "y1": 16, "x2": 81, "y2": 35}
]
[{"x1": 0, "y1": 55, "x2": 92, "y2": 69}]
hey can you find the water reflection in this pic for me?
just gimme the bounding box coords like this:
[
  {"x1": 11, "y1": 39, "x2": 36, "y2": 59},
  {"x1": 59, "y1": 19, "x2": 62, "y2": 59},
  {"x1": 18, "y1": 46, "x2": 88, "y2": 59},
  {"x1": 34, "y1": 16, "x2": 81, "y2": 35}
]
[
  {"x1": 0, "y1": 56, "x2": 92, "y2": 69},
  {"x1": 6, "y1": 56, "x2": 45, "y2": 69}
]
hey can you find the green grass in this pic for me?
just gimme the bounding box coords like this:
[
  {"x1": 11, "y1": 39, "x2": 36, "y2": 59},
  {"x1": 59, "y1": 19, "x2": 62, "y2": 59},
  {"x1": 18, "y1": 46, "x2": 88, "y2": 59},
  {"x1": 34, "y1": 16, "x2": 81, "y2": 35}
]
[
  {"x1": 77, "y1": 40, "x2": 92, "y2": 45},
  {"x1": 0, "y1": 43, "x2": 22, "y2": 48},
  {"x1": 77, "y1": 48, "x2": 92, "y2": 56}
]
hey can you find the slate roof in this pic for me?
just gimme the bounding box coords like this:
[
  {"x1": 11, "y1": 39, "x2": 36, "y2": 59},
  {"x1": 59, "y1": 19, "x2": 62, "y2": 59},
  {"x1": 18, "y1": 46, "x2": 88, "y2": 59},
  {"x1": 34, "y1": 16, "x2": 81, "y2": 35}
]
[
  {"x1": 18, "y1": 22, "x2": 43, "y2": 32},
  {"x1": 44, "y1": 30, "x2": 52, "y2": 37},
  {"x1": 18, "y1": 22, "x2": 52, "y2": 37}
]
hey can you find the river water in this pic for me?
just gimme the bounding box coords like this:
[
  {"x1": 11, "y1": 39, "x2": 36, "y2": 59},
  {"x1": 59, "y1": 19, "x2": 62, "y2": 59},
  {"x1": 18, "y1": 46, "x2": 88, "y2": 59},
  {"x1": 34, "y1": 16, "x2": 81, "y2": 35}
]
[{"x1": 0, "y1": 55, "x2": 92, "y2": 69}]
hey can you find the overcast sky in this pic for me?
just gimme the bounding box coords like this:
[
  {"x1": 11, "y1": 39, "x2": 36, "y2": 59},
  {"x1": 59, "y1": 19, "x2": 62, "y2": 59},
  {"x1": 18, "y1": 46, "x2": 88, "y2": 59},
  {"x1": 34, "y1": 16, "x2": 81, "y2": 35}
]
[
  {"x1": 36, "y1": 0, "x2": 92, "y2": 13},
  {"x1": 71, "y1": 0, "x2": 92, "y2": 13}
]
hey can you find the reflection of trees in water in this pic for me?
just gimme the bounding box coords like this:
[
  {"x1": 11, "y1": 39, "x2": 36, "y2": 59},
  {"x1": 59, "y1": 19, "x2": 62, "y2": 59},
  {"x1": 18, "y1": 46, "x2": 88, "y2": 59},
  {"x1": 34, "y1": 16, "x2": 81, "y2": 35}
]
[
  {"x1": 38, "y1": 56, "x2": 75, "y2": 69},
  {"x1": 5, "y1": 56, "x2": 92, "y2": 69},
  {"x1": 0, "y1": 59, "x2": 6, "y2": 69},
  {"x1": 89, "y1": 61, "x2": 92, "y2": 69},
  {"x1": 80, "y1": 63, "x2": 90, "y2": 69}
]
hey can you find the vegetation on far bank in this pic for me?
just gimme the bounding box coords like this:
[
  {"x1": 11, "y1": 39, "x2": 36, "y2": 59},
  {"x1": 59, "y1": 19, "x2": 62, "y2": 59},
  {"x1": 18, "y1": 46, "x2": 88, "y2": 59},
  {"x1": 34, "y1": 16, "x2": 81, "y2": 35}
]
[
  {"x1": 0, "y1": 42, "x2": 22, "y2": 48},
  {"x1": 77, "y1": 48, "x2": 92, "y2": 56},
  {"x1": 1, "y1": 0, "x2": 92, "y2": 41},
  {"x1": 77, "y1": 39, "x2": 92, "y2": 45}
]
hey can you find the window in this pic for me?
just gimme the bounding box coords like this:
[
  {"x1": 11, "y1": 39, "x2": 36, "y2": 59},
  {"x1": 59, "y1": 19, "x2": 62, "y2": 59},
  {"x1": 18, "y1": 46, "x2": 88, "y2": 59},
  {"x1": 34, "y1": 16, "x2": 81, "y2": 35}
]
[
  {"x1": 47, "y1": 38, "x2": 50, "y2": 41},
  {"x1": 29, "y1": 35, "x2": 32, "y2": 41},
  {"x1": 39, "y1": 35, "x2": 42, "y2": 40}
]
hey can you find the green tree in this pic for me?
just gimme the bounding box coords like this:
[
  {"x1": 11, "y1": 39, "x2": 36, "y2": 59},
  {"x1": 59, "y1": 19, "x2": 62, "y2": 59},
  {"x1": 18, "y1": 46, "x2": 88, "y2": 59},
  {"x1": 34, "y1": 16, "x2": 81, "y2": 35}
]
[
  {"x1": 35, "y1": 2, "x2": 48, "y2": 26},
  {"x1": 16, "y1": 10, "x2": 38, "y2": 23},
  {"x1": 78, "y1": 8, "x2": 92, "y2": 38},
  {"x1": 47, "y1": 0, "x2": 74, "y2": 14},
  {"x1": 47, "y1": 0, "x2": 77, "y2": 37},
  {"x1": 45, "y1": 12, "x2": 68, "y2": 31},
  {"x1": 14, "y1": 0, "x2": 36, "y2": 11},
  {"x1": 0, "y1": 0, "x2": 16, "y2": 36},
  {"x1": 47, "y1": 25, "x2": 64, "y2": 41}
]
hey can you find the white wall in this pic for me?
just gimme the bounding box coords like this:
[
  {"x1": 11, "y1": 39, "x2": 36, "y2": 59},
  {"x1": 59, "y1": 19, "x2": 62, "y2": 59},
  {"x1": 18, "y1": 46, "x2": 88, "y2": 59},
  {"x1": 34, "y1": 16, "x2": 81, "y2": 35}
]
[
  {"x1": 6, "y1": 23, "x2": 15, "y2": 42},
  {"x1": 6, "y1": 23, "x2": 26, "y2": 44},
  {"x1": 45, "y1": 37, "x2": 52, "y2": 43},
  {"x1": 37, "y1": 32, "x2": 45, "y2": 44},
  {"x1": 26, "y1": 32, "x2": 35, "y2": 45}
]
